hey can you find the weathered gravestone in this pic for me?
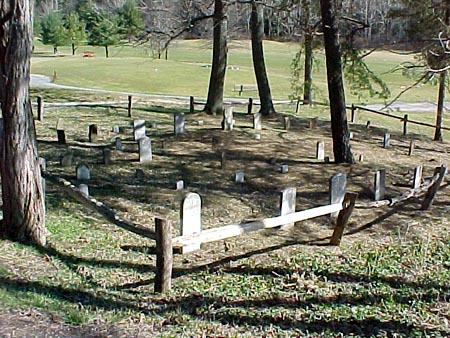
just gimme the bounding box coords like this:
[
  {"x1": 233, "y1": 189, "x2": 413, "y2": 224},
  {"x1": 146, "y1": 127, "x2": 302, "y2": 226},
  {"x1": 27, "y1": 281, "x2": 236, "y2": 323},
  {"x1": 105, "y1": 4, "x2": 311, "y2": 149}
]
[
  {"x1": 329, "y1": 173, "x2": 347, "y2": 224},
  {"x1": 309, "y1": 117, "x2": 318, "y2": 129},
  {"x1": 254, "y1": 133, "x2": 261, "y2": 140},
  {"x1": 133, "y1": 120, "x2": 146, "y2": 141},
  {"x1": 60, "y1": 150, "x2": 74, "y2": 167},
  {"x1": 102, "y1": 148, "x2": 112, "y2": 165},
  {"x1": 283, "y1": 116, "x2": 290, "y2": 130},
  {"x1": 413, "y1": 165, "x2": 423, "y2": 189},
  {"x1": 76, "y1": 163, "x2": 90, "y2": 180},
  {"x1": 174, "y1": 113, "x2": 185, "y2": 135},
  {"x1": 383, "y1": 132, "x2": 390, "y2": 148},
  {"x1": 112, "y1": 125, "x2": 120, "y2": 133},
  {"x1": 180, "y1": 192, "x2": 202, "y2": 253},
  {"x1": 316, "y1": 141, "x2": 325, "y2": 161},
  {"x1": 280, "y1": 164, "x2": 289, "y2": 173},
  {"x1": 176, "y1": 180, "x2": 185, "y2": 190},
  {"x1": 139, "y1": 137, "x2": 152, "y2": 163},
  {"x1": 114, "y1": 137, "x2": 123, "y2": 151},
  {"x1": 235, "y1": 171, "x2": 245, "y2": 183},
  {"x1": 253, "y1": 113, "x2": 262, "y2": 130},
  {"x1": 89, "y1": 124, "x2": 99, "y2": 143},
  {"x1": 408, "y1": 140, "x2": 415, "y2": 156},
  {"x1": 279, "y1": 187, "x2": 296, "y2": 229},
  {"x1": 222, "y1": 107, "x2": 234, "y2": 131},
  {"x1": 220, "y1": 151, "x2": 226, "y2": 169},
  {"x1": 79, "y1": 184, "x2": 89, "y2": 196},
  {"x1": 373, "y1": 169, "x2": 386, "y2": 201}
]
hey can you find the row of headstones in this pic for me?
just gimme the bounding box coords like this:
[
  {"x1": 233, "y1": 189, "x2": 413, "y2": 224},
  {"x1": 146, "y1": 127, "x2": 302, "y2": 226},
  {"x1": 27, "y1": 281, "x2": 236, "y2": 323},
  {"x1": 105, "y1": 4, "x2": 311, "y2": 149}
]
[{"x1": 373, "y1": 165, "x2": 423, "y2": 201}]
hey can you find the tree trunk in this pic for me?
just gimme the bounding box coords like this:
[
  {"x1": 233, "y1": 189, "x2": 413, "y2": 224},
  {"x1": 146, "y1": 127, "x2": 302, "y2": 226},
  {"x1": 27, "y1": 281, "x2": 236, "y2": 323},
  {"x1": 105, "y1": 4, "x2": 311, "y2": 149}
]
[
  {"x1": 105, "y1": 45, "x2": 109, "y2": 58},
  {"x1": 434, "y1": 70, "x2": 446, "y2": 142},
  {"x1": 320, "y1": 0, "x2": 354, "y2": 164},
  {"x1": 303, "y1": 32, "x2": 313, "y2": 105},
  {"x1": 251, "y1": 0, "x2": 276, "y2": 116},
  {"x1": 0, "y1": 0, "x2": 47, "y2": 246},
  {"x1": 204, "y1": 0, "x2": 228, "y2": 116},
  {"x1": 72, "y1": 43, "x2": 76, "y2": 56}
]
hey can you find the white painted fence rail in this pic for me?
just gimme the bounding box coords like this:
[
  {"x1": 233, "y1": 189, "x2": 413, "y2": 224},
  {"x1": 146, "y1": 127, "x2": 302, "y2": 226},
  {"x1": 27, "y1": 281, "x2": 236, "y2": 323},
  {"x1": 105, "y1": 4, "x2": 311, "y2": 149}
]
[{"x1": 172, "y1": 202, "x2": 343, "y2": 248}]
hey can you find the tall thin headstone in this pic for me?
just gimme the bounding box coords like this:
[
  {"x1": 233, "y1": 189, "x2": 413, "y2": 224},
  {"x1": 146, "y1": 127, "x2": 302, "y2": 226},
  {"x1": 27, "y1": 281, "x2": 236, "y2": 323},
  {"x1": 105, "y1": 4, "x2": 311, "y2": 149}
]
[
  {"x1": 37, "y1": 96, "x2": 44, "y2": 121},
  {"x1": 309, "y1": 117, "x2": 318, "y2": 129},
  {"x1": 413, "y1": 165, "x2": 423, "y2": 189},
  {"x1": 329, "y1": 173, "x2": 347, "y2": 224},
  {"x1": 253, "y1": 113, "x2": 262, "y2": 130},
  {"x1": 180, "y1": 193, "x2": 202, "y2": 253},
  {"x1": 316, "y1": 141, "x2": 325, "y2": 161},
  {"x1": 247, "y1": 98, "x2": 253, "y2": 114},
  {"x1": 222, "y1": 107, "x2": 234, "y2": 131},
  {"x1": 373, "y1": 169, "x2": 386, "y2": 201},
  {"x1": 79, "y1": 184, "x2": 89, "y2": 196},
  {"x1": 283, "y1": 116, "x2": 290, "y2": 130},
  {"x1": 114, "y1": 137, "x2": 123, "y2": 151},
  {"x1": 279, "y1": 187, "x2": 296, "y2": 229},
  {"x1": 127, "y1": 95, "x2": 133, "y2": 117},
  {"x1": 102, "y1": 148, "x2": 112, "y2": 165},
  {"x1": 60, "y1": 150, "x2": 73, "y2": 167},
  {"x1": 383, "y1": 132, "x2": 390, "y2": 148},
  {"x1": 408, "y1": 140, "x2": 415, "y2": 156},
  {"x1": 220, "y1": 151, "x2": 226, "y2": 169},
  {"x1": 174, "y1": 113, "x2": 185, "y2": 135},
  {"x1": 57, "y1": 130, "x2": 66, "y2": 145},
  {"x1": 133, "y1": 120, "x2": 146, "y2": 141},
  {"x1": 139, "y1": 137, "x2": 152, "y2": 163}
]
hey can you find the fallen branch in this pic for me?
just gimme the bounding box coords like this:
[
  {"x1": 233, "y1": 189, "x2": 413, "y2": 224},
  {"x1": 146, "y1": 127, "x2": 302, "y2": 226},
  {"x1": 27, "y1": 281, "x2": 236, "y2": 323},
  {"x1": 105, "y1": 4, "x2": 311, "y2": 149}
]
[
  {"x1": 43, "y1": 172, "x2": 156, "y2": 240},
  {"x1": 355, "y1": 168, "x2": 445, "y2": 209}
]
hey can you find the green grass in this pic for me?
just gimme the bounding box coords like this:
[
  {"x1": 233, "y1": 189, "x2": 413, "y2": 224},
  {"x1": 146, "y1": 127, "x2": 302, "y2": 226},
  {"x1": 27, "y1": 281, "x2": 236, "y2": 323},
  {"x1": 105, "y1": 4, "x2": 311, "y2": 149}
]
[{"x1": 31, "y1": 39, "x2": 441, "y2": 104}]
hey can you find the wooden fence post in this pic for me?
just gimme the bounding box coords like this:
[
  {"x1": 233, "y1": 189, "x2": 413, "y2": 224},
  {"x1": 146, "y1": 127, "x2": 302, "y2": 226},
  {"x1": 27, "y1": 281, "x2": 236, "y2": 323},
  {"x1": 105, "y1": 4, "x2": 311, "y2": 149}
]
[
  {"x1": 155, "y1": 217, "x2": 173, "y2": 293},
  {"x1": 403, "y1": 114, "x2": 408, "y2": 136},
  {"x1": 350, "y1": 104, "x2": 356, "y2": 123},
  {"x1": 247, "y1": 98, "x2": 253, "y2": 114},
  {"x1": 127, "y1": 95, "x2": 132, "y2": 117},
  {"x1": 37, "y1": 96, "x2": 44, "y2": 121},
  {"x1": 330, "y1": 192, "x2": 358, "y2": 246},
  {"x1": 421, "y1": 166, "x2": 447, "y2": 210},
  {"x1": 190, "y1": 96, "x2": 195, "y2": 114}
]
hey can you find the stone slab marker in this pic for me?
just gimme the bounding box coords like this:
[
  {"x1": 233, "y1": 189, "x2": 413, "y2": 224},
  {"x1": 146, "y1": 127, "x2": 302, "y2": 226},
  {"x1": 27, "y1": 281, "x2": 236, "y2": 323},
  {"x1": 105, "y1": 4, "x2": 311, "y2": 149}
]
[
  {"x1": 112, "y1": 125, "x2": 120, "y2": 133},
  {"x1": 76, "y1": 163, "x2": 90, "y2": 180},
  {"x1": 222, "y1": 107, "x2": 234, "y2": 131},
  {"x1": 253, "y1": 113, "x2": 262, "y2": 130},
  {"x1": 57, "y1": 129, "x2": 66, "y2": 145},
  {"x1": 283, "y1": 116, "x2": 290, "y2": 130},
  {"x1": 102, "y1": 148, "x2": 112, "y2": 165},
  {"x1": 174, "y1": 113, "x2": 185, "y2": 135},
  {"x1": 280, "y1": 164, "x2": 289, "y2": 173},
  {"x1": 408, "y1": 140, "x2": 415, "y2": 156},
  {"x1": 89, "y1": 124, "x2": 98, "y2": 143},
  {"x1": 413, "y1": 165, "x2": 423, "y2": 189},
  {"x1": 383, "y1": 132, "x2": 390, "y2": 148},
  {"x1": 309, "y1": 117, "x2": 318, "y2": 129},
  {"x1": 114, "y1": 137, "x2": 123, "y2": 150},
  {"x1": 139, "y1": 137, "x2": 152, "y2": 163},
  {"x1": 279, "y1": 187, "x2": 296, "y2": 229},
  {"x1": 133, "y1": 120, "x2": 146, "y2": 141},
  {"x1": 329, "y1": 173, "x2": 347, "y2": 224},
  {"x1": 60, "y1": 151, "x2": 73, "y2": 167},
  {"x1": 180, "y1": 192, "x2": 202, "y2": 253},
  {"x1": 316, "y1": 141, "x2": 325, "y2": 161},
  {"x1": 235, "y1": 171, "x2": 245, "y2": 183},
  {"x1": 373, "y1": 169, "x2": 386, "y2": 201},
  {"x1": 79, "y1": 184, "x2": 89, "y2": 196},
  {"x1": 176, "y1": 180, "x2": 185, "y2": 190},
  {"x1": 39, "y1": 157, "x2": 46, "y2": 212}
]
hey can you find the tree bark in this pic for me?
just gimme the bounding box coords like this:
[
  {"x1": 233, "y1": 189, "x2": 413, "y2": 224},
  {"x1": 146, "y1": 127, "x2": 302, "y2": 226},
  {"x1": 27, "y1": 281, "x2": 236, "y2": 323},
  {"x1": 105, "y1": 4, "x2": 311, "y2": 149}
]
[
  {"x1": 250, "y1": 0, "x2": 276, "y2": 116},
  {"x1": 105, "y1": 45, "x2": 109, "y2": 58},
  {"x1": 0, "y1": 0, "x2": 47, "y2": 246},
  {"x1": 320, "y1": 0, "x2": 355, "y2": 164},
  {"x1": 303, "y1": 32, "x2": 313, "y2": 105},
  {"x1": 204, "y1": 0, "x2": 228, "y2": 116},
  {"x1": 434, "y1": 70, "x2": 446, "y2": 142}
]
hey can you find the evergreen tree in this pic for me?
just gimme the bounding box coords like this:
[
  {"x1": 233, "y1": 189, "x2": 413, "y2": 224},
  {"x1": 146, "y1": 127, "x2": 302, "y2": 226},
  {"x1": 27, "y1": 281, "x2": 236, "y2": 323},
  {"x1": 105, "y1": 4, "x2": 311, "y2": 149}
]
[
  {"x1": 40, "y1": 12, "x2": 67, "y2": 54},
  {"x1": 116, "y1": 0, "x2": 144, "y2": 42},
  {"x1": 64, "y1": 12, "x2": 86, "y2": 55},
  {"x1": 88, "y1": 12, "x2": 120, "y2": 58}
]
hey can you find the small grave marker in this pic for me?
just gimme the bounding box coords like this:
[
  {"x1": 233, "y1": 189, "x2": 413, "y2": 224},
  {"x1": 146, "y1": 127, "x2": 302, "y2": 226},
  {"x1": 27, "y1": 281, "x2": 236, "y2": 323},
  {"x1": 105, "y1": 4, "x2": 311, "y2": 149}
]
[
  {"x1": 76, "y1": 163, "x2": 90, "y2": 180},
  {"x1": 373, "y1": 169, "x2": 386, "y2": 201},
  {"x1": 180, "y1": 192, "x2": 202, "y2": 253},
  {"x1": 254, "y1": 133, "x2": 261, "y2": 140},
  {"x1": 408, "y1": 140, "x2": 415, "y2": 156},
  {"x1": 413, "y1": 165, "x2": 423, "y2": 189},
  {"x1": 89, "y1": 124, "x2": 98, "y2": 143},
  {"x1": 220, "y1": 151, "x2": 226, "y2": 169},
  {"x1": 247, "y1": 98, "x2": 253, "y2": 114},
  {"x1": 366, "y1": 121, "x2": 371, "y2": 129},
  {"x1": 134, "y1": 169, "x2": 145, "y2": 179},
  {"x1": 102, "y1": 148, "x2": 112, "y2": 165},
  {"x1": 222, "y1": 107, "x2": 234, "y2": 131},
  {"x1": 112, "y1": 125, "x2": 120, "y2": 133},
  {"x1": 383, "y1": 132, "x2": 390, "y2": 148},
  {"x1": 114, "y1": 137, "x2": 122, "y2": 150},
  {"x1": 174, "y1": 113, "x2": 185, "y2": 135},
  {"x1": 235, "y1": 171, "x2": 245, "y2": 183},
  {"x1": 253, "y1": 113, "x2": 262, "y2": 130},
  {"x1": 56, "y1": 118, "x2": 64, "y2": 131},
  {"x1": 176, "y1": 180, "x2": 185, "y2": 190},
  {"x1": 133, "y1": 120, "x2": 146, "y2": 141},
  {"x1": 309, "y1": 117, "x2": 318, "y2": 129},
  {"x1": 79, "y1": 184, "x2": 89, "y2": 196},
  {"x1": 316, "y1": 141, "x2": 325, "y2": 161},
  {"x1": 60, "y1": 151, "x2": 73, "y2": 167},
  {"x1": 280, "y1": 164, "x2": 289, "y2": 173},
  {"x1": 139, "y1": 137, "x2": 152, "y2": 163},
  {"x1": 283, "y1": 116, "x2": 290, "y2": 130},
  {"x1": 358, "y1": 154, "x2": 364, "y2": 162},
  {"x1": 329, "y1": 172, "x2": 347, "y2": 223},
  {"x1": 279, "y1": 187, "x2": 296, "y2": 229},
  {"x1": 349, "y1": 132, "x2": 354, "y2": 140}
]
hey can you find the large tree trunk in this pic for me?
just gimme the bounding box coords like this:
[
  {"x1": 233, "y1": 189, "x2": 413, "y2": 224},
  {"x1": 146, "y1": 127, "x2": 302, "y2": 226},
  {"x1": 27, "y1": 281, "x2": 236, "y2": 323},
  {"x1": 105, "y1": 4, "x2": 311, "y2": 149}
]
[
  {"x1": 434, "y1": 70, "x2": 446, "y2": 142},
  {"x1": 204, "y1": 0, "x2": 227, "y2": 116},
  {"x1": 303, "y1": 0, "x2": 313, "y2": 105},
  {"x1": 250, "y1": 0, "x2": 276, "y2": 116},
  {"x1": 0, "y1": 0, "x2": 47, "y2": 246},
  {"x1": 320, "y1": 0, "x2": 354, "y2": 164}
]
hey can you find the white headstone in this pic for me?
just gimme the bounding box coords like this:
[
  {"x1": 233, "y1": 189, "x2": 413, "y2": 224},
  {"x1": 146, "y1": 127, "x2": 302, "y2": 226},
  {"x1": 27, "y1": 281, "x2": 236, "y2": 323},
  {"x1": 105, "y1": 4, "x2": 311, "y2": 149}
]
[
  {"x1": 79, "y1": 184, "x2": 89, "y2": 196},
  {"x1": 222, "y1": 107, "x2": 234, "y2": 131},
  {"x1": 280, "y1": 164, "x2": 288, "y2": 173},
  {"x1": 133, "y1": 120, "x2": 146, "y2": 141},
  {"x1": 235, "y1": 171, "x2": 245, "y2": 183},
  {"x1": 180, "y1": 192, "x2": 202, "y2": 253},
  {"x1": 383, "y1": 132, "x2": 390, "y2": 148},
  {"x1": 139, "y1": 137, "x2": 152, "y2": 163},
  {"x1": 316, "y1": 141, "x2": 325, "y2": 161},
  {"x1": 112, "y1": 125, "x2": 120, "y2": 133},
  {"x1": 374, "y1": 169, "x2": 386, "y2": 201},
  {"x1": 174, "y1": 113, "x2": 185, "y2": 135},
  {"x1": 254, "y1": 133, "x2": 261, "y2": 140},
  {"x1": 413, "y1": 165, "x2": 423, "y2": 189},
  {"x1": 280, "y1": 187, "x2": 296, "y2": 229},
  {"x1": 176, "y1": 180, "x2": 185, "y2": 190},
  {"x1": 253, "y1": 113, "x2": 262, "y2": 130},
  {"x1": 329, "y1": 172, "x2": 347, "y2": 223},
  {"x1": 76, "y1": 163, "x2": 90, "y2": 180}
]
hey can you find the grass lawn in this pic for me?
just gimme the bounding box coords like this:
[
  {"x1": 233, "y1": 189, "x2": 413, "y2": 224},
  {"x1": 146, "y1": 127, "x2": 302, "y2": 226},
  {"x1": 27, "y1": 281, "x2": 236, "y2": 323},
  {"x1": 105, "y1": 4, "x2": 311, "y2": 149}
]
[{"x1": 31, "y1": 39, "x2": 442, "y2": 104}]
